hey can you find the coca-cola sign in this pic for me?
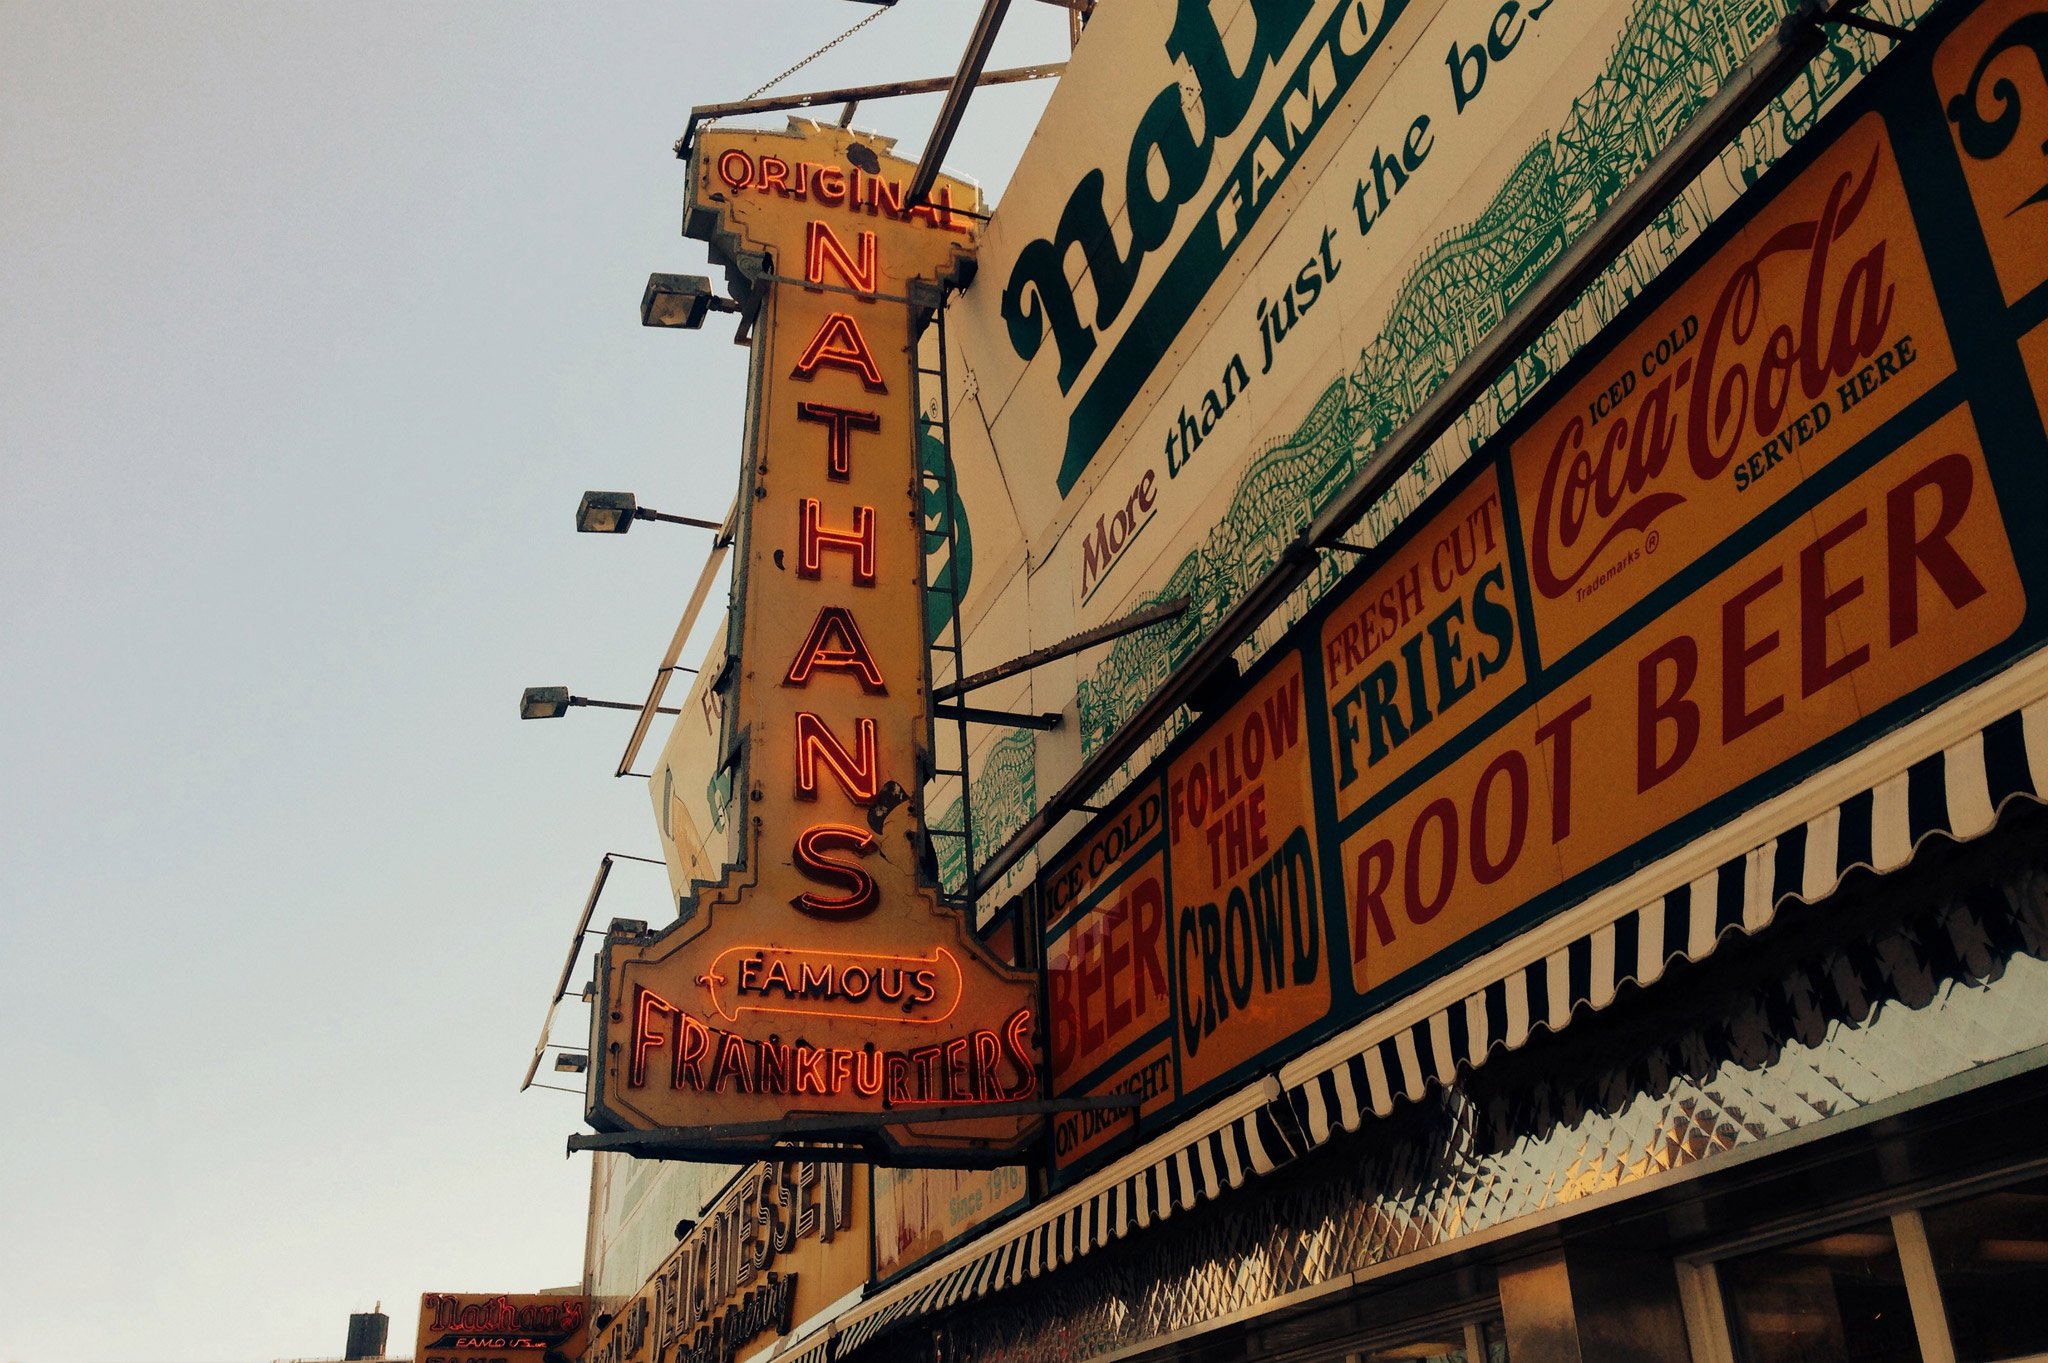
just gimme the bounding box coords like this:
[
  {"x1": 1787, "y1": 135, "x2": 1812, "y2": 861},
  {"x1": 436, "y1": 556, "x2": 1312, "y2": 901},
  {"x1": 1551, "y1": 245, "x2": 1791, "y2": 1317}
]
[{"x1": 1514, "y1": 115, "x2": 1954, "y2": 661}]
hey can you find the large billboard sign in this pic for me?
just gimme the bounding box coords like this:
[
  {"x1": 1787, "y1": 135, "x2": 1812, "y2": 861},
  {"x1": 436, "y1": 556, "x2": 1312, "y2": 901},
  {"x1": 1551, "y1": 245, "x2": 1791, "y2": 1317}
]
[
  {"x1": 586, "y1": 123, "x2": 1040, "y2": 1160},
  {"x1": 1043, "y1": 0, "x2": 2048, "y2": 1177},
  {"x1": 934, "y1": 0, "x2": 1926, "y2": 897}
]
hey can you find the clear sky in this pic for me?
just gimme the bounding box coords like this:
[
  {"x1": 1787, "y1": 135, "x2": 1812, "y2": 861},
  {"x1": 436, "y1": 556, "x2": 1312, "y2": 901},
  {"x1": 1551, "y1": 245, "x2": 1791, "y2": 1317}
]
[{"x1": 0, "y1": 5, "x2": 1065, "y2": 1360}]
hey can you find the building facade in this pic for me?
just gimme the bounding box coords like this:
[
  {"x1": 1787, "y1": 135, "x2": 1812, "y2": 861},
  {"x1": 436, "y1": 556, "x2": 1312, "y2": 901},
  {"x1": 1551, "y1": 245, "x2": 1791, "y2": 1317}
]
[{"x1": 572, "y1": 0, "x2": 2048, "y2": 1361}]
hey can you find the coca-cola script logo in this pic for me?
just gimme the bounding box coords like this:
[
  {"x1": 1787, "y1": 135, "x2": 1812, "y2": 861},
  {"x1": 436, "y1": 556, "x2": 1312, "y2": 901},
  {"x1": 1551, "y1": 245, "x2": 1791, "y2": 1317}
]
[{"x1": 1528, "y1": 142, "x2": 1898, "y2": 600}]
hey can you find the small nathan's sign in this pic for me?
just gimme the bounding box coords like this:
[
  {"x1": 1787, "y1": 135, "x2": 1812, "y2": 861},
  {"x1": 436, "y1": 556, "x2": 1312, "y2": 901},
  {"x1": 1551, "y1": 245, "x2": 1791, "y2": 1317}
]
[{"x1": 416, "y1": 1293, "x2": 589, "y2": 1363}]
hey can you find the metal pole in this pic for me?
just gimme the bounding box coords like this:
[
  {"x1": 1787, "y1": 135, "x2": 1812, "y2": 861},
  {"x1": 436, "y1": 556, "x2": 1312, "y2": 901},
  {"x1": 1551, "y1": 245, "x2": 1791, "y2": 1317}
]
[
  {"x1": 572, "y1": 696, "x2": 685, "y2": 715},
  {"x1": 676, "y1": 62, "x2": 1064, "y2": 160},
  {"x1": 520, "y1": 856, "x2": 614, "y2": 1093},
  {"x1": 907, "y1": 0, "x2": 1013, "y2": 208},
  {"x1": 932, "y1": 597, "x2": 1188, "y2": 701}
]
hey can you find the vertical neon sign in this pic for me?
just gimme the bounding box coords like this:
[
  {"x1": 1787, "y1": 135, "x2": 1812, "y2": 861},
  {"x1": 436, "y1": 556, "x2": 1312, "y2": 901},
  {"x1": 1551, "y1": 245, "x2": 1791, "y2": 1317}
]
[{"x1": 588, "y1": 122, "x2": 1040, "y2": 1160}]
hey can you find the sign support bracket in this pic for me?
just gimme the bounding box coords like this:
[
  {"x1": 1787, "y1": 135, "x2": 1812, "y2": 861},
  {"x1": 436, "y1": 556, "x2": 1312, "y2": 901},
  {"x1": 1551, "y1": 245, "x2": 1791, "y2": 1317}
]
[
  {"x1": 932, "y1": 597, "x2": 1189, "y2": 701},
  {"x1": 568, "y1": 1095, "x2": 1141, "y2": 1168}
]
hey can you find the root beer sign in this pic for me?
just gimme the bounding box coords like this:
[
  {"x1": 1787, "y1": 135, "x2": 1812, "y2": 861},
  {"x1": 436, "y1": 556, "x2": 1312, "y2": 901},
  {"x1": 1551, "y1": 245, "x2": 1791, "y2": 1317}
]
[
  {"x1": 1042, "y1": 0, "x2": 2048, "y2": 1177},
  {"x1": 587, "y1": 122, "x2": 1040, "y2": 1158}
]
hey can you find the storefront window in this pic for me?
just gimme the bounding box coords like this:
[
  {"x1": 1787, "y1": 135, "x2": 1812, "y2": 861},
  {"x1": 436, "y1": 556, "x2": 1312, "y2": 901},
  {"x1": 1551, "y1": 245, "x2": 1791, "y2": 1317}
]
[
  {"x1": 1922, "y1": 1174, "x2": 2048, "y2": 1363},
  {"x1": 1353, "y1": 1318, "x2": 1507, "y2": 1363},
  {"x1": 1719, "y1": 1221, "x2": 1922, "y2": 1363}
]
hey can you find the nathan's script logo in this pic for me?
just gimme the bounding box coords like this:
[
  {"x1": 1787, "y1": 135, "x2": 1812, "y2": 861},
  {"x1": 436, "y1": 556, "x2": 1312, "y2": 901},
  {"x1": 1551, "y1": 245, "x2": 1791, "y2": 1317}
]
[
  {"x1": 1002, "y1": 0, "x2": 1408, "y2": 495},
  {"x1": 1946, "y1": 12, "x2": 2048, "y2": 212}
]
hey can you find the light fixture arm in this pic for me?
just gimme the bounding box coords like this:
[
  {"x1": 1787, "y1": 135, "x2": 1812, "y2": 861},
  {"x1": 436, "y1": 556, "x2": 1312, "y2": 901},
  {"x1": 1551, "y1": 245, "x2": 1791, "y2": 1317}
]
[{"x1": 634, "y1": 507, "x2": 725, "y2": 531}]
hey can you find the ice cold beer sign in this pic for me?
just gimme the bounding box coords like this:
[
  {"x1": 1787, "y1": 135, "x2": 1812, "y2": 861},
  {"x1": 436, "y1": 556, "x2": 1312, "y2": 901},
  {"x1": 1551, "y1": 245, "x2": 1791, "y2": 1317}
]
[{"x1": 586, "y1": 123, "x2": 1040, "y2": 1159}]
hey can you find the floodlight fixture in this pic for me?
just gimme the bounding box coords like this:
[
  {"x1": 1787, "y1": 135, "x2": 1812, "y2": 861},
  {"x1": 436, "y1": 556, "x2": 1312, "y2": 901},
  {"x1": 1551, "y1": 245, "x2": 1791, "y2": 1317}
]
[
  {"x1": 521, "y1": 686, "x2": 573, "y2": 720},
  {"x1": 576, "y1": 490, "x2": 723, "y2": 535},
  {"x1": 641, "y1": 273, "x2": 741, "y2": 330},
  {"x1": 554, "y1": 1052, "x2": 589, "y2": 1074}
]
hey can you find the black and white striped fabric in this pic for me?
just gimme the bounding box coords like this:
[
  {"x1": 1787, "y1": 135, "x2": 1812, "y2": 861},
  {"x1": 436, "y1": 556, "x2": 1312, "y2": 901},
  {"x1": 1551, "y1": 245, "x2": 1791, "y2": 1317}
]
[
  {"x1": 827, "y1": 1097, "x2": 1299, "y2": 1356},
  {"x1": 818, "y1": 692, "x2": 2048, "y2": 1361},
  {"x1": 1285, "y1": 699, "x2": 2048, "y2": 1147}
]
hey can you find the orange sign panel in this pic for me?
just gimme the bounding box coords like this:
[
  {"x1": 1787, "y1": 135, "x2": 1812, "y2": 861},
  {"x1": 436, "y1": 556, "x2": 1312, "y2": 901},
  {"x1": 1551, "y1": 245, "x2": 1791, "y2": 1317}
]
[
  {"x1": 1936, "y1": 0, "x2": 2048, "y2": 303},
  {"x1": 1350, "y1": 408, "x2": 2023, "y2": 993},
  {"x1": 1166, "y1": 651, "x2": 1331, "y2": 1093},
  {"x1": 587, "y1": 123, "x2": 1038, "y2": 1159},
  {"x1": 1320, "y1": 467, "x2": 1525, "y2": 821},
  {"x1": 1509, "y1": 114, "x2": 1954, "y2": 663},
  {"x1": 1041, "y1": 3, "x2": 2048, "y2": 1178},
  {"x1": 1046, "y1": 845, "x2": 1171, "y2": 1091},
  {"x1": 1041, "y1": 779, "x2": 1179, "y2": 1168}
]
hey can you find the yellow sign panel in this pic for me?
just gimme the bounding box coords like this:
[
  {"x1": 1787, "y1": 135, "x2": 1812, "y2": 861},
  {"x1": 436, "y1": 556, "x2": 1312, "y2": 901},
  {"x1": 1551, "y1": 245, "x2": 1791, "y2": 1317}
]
[
  {"x1": 1348, "y1": 407, "x2": 2023, "y2": 994},
  {"x1": 1320, "y1": 467, "x2": 1525, "y2": 821},
  {"x1": 416, "y1": 1294, "x2": 589, "y2": 1363},
  {"x1": 1509, "y1": 114, "x2": 1955, "y2": 664},
  {"x1": 873, "y1": 1163, "x2": 1029, "y2": 1280},
  {"x1": 588, "y1": 123, "x2": 1039, "y2": 1159},
  {"x1": 581, "y1": 1159, "x2": 867, "y2": 1363},
  {"x1": 1166, "y1": 651, "x2": 1330, "y2": 1093}
]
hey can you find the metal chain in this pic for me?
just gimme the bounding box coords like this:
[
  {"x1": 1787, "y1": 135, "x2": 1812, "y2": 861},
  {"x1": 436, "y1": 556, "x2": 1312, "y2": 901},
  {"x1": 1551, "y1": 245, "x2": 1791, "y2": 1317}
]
[{"x1": 742, "y1": 6, "x2": 891, "y2": 101}]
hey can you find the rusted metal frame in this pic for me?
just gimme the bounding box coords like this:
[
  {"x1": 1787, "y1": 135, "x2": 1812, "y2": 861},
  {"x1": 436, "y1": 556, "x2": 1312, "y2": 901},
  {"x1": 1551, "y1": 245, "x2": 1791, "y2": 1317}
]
[
  {"x1": 931, "y1": 596, "x2": 1190, "y2": 701},
  {"x1": 968, "y1": 7, "x2": 1832, "y2": 900},
  {"x1": 934, "y1": 702, "x2": 1064, "y2": 730},
  {"x1": 675, "y1": 62, "x2": 1066, "y2": 161},
  {"x1": 520, "y1": 850, "x2": 674, "y2": 1093},
  {"x1": 907, "y1": 0, "x2": 1013, "y2": 209},
  {"x1": 615, "y1": 496, "x2": 738, "y2": 778},
  {"x1": 520, "y1": 855, "x2": 616, "y2": 1093}
]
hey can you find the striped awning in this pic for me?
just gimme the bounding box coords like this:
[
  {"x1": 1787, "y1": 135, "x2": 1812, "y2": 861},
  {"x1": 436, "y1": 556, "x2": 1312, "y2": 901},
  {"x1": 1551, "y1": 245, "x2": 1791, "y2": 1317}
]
[
  {"x1": 1285, "y1": 691, "x2": 2048, "y2": 1145},
  {"x1": 763, "y1": 1336, "x2": 832, "y2": 1363},
  {"x1": 817, "y1": 659, "x2": 2048, "y2": 1361}
]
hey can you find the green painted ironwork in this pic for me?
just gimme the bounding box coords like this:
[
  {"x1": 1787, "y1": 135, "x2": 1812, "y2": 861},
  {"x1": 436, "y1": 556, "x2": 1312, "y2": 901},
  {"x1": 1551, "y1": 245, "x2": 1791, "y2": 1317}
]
[
  {"x1": 934, "y1": 729, "x2": 1039, "y2": 895},
  {"x1": 1074, "y1": 0, "x2": 1914, "y2": 759}
]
